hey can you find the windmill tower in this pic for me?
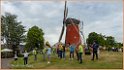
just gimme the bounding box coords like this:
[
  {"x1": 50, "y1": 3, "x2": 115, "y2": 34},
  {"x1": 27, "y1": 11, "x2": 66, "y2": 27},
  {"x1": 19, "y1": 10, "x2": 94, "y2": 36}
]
[{"x1": 58, "y1": 1, "x2": 82, "y2": 48}]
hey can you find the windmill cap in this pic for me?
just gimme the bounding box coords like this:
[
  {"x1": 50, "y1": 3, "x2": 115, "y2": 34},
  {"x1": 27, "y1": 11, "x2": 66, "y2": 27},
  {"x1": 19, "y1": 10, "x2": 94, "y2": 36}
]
[{"x1": 65, "y1": 18, "x2": 80, "y2": 25}]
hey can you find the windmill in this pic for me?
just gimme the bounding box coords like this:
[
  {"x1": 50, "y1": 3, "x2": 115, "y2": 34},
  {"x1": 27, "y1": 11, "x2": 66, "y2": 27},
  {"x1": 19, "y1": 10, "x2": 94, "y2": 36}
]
[{"x1": 58, "y1": 1, "x2": 82, "y2": 48}]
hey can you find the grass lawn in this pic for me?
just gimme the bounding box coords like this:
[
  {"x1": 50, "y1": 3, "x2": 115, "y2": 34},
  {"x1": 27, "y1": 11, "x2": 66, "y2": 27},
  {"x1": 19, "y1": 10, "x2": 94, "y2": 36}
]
[{"x1": 10, "y1": 51, "x2": 123, "y2": 69}]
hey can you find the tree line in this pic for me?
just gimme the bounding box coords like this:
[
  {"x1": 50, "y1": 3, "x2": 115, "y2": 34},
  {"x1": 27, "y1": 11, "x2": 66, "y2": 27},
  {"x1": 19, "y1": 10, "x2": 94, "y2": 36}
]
[{"x1": 86, "y1": 32, "x2": 123, "y2": 49}]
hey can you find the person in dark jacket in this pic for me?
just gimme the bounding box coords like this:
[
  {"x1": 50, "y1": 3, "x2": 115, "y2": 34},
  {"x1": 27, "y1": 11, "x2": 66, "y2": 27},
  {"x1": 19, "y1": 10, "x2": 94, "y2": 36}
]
[
  {"x1": 91, "y1": 41, "x2": 99, "y2": 61},
  {"x1": 62, "y1": 44, "x2": 66, "y2": 59}
]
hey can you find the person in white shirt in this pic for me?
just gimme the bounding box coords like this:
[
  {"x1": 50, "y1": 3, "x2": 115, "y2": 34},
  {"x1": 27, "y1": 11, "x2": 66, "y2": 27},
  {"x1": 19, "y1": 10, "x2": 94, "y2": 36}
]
[{"x1": 23, "y1": 50, "x2": 29, "y2": 65}]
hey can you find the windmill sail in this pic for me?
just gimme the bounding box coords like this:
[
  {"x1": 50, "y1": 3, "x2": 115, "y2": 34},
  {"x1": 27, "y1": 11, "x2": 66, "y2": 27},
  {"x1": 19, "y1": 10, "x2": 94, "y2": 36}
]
[
  {"x1": 80, "y1": 21, "x2": 87, "y2": 48},
  {"x1": 58, "y1": 1, "x2": 68, "y2": 42}
]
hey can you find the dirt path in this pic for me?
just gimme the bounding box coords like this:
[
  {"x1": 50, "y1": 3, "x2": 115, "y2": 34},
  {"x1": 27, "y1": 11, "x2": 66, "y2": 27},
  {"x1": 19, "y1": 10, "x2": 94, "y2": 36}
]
[{"x1": 1, "y1": 58, "x2": 13, "y2": 69}]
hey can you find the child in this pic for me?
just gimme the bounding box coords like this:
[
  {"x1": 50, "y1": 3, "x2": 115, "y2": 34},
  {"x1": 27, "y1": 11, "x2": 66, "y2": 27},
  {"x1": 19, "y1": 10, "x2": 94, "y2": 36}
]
[{"x1": 46, "y1": 41, "x2": 52, "y2": 64}]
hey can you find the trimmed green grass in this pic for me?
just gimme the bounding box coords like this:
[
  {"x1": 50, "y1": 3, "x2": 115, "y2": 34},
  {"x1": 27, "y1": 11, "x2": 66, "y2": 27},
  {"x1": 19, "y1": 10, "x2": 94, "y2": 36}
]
[{"x1": 10, "y1": 51, "x2": 123, "y2": 69}]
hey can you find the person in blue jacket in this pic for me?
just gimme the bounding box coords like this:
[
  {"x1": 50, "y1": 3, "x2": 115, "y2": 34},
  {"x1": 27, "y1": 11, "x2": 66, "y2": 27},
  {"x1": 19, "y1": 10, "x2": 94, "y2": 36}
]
[{"x1": 69, "y1": 43, "x2": 75, "y2": 60}]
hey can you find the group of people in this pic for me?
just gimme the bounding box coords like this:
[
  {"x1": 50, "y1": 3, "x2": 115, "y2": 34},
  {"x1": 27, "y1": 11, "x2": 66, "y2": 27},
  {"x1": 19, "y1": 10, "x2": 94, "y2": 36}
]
[
  {"x1": 14, "y1": 41, "x2": 99, "y2": 65},
  {"x1": 56, "y1": 43, "x2": 66, "y2": 59},
  {"x1": 56, "y1": 41, "x2": 99, "y2": 64},
  {"x1": 56, "y1": 42, "x2": 84, "y2": 64}
]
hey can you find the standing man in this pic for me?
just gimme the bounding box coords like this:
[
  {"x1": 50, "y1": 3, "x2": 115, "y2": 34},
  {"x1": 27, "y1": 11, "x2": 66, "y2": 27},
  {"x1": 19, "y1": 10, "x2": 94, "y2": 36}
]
[
  {"x1": 78, "y1": 44, "x2": 84, "y2": 64},
  {"x1": 91, "y1": 41, "x2": 99, "y2": 61}
]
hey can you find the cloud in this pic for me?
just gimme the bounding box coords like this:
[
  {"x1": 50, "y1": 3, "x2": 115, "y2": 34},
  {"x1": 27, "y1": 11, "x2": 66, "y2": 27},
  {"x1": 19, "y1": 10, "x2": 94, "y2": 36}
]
[{"x1": 1, "y1": 0, "x2": 123, "y2": 45}]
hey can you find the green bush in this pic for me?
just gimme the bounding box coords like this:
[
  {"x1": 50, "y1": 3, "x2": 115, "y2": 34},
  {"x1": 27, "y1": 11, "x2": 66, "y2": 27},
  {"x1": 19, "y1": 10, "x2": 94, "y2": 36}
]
[
  {"x1": 18, "y1": 53, "x2": 23, "y2": 57},
  {"x1": 1, "y1": 52, "x2": 13, "y2": 58}
]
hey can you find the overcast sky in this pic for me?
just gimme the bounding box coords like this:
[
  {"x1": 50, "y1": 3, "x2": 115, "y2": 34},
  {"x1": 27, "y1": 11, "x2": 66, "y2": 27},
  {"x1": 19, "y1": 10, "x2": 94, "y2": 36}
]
[{"x1": 1, "y1": 0, "x2": 123, "y2": 45}]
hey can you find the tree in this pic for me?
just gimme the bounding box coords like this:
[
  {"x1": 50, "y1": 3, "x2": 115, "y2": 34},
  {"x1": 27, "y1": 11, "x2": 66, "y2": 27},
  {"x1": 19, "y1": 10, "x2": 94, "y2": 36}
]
[
  {"x1": 114, "y1": 42, "x2": 123, "y2": 48},
  {"x1": 1, "y1": 12, "x2": 26, "y2": 53},
  {"x1": 86, "y1": 32, "x2": 120, "y2": 49},
  {"x1": 97, "y1": 33, "x2": 106, "y2": 46},
  {"x1": 86, "y1": 32, "x2": 105, "y2": 45},
  {"x1": 25, "y1": 26, "x2": 44, "y2": 51},
  {"x1": 1, "y1": 16, "x2": 5, "y2": 36},
  {"x1": 105, "y1": 36, "x2": 115, "y2": 47},
  {"x1": 86, "y1": 32, "x2": 98, "y2": 45}
]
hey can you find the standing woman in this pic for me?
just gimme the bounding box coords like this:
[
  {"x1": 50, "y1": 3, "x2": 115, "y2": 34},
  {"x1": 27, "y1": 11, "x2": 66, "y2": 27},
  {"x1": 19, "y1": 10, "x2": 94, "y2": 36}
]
[
  {"x1": 78, "y1": 44, "x2": 84, "y2": 64},
  {"x1": 23, "y1": 50, "x2": 29, "y2": 65},
  {"x1": 46, "y1": 41, "x2": 52, "y2": 64}
]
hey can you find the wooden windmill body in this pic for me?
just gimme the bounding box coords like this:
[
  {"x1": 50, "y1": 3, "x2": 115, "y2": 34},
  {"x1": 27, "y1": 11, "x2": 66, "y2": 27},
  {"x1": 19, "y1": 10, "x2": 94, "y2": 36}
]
[
  {"x1": 59, "y1": 1, "x2": 82, "y2": 48},
  {"x1": 65, "y1": 18, "x2": 81, "y2": 47}
]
